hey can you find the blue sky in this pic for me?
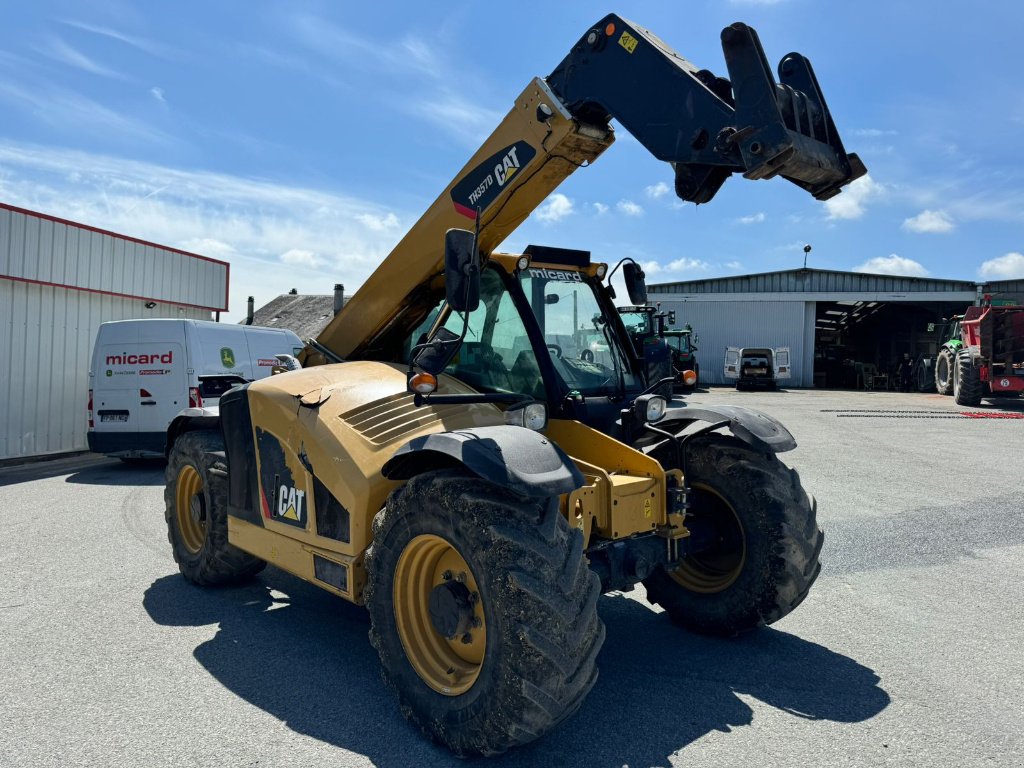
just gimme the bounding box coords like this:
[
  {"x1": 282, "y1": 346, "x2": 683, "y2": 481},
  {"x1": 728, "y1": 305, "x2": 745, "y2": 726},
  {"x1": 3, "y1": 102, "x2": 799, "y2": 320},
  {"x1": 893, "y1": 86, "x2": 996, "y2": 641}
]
[{"x1": 1, "y1": 0, "x2": 1022, "y2": 321}]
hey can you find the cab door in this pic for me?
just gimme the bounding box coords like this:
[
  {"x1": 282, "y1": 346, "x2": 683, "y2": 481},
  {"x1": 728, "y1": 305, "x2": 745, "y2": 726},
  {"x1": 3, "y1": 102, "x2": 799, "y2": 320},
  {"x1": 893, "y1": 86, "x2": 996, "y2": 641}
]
[{"x1": 724, "y1": 347, "x2": 740, "y2": 380}]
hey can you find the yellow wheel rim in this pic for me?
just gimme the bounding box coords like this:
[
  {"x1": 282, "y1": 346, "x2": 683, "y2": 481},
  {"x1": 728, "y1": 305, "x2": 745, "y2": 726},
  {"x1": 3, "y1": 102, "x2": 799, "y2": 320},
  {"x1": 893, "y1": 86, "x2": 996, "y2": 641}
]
[
  {"x1": 175, "y1": 464, "x2": 207, "y2": 554},
  {"x1": 669, "y1": 483, "x2": 746, "y2": 593},
  {"x1": 393, "y1": 534, "x2": 487, "y2": 696}
]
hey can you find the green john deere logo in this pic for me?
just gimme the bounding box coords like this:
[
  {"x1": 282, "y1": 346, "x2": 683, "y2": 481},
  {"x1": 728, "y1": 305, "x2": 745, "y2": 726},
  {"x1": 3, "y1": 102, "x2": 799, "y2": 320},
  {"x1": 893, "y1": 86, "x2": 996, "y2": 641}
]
[{"x1": 220, "y1": 347, "x2": 236, "y2": 368}]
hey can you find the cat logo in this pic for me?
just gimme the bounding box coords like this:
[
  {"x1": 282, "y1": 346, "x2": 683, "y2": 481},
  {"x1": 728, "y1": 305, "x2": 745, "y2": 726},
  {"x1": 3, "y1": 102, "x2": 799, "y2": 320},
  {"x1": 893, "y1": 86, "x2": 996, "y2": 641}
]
[
  {"x1": 220, "y1": 347, "x2": 236, "y2": 368},
  {"x1": 493, "y1": 145, "x2": 522, "y2": 186},
  {"x1": 277, "y1": 485, "x2": 306, "y2": 523}
]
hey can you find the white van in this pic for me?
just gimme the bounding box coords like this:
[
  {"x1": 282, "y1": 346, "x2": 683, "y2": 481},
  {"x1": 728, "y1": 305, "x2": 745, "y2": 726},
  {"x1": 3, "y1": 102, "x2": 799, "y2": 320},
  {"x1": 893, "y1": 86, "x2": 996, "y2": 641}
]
[
  {"x1": 724, "y1": 346, "x2": 791, "y2": 390},
  {"x1": 88, "y1": 319, "x2": 303, "y2": 458}
]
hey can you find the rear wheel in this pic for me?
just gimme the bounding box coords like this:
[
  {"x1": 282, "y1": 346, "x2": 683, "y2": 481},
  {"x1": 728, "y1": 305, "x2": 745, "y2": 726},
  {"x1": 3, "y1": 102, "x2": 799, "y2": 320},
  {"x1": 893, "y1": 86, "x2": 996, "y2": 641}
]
[
  {"x1": 935, "y1": 348, "x2": 955, "y2": 395},
  {"x1": 953, "y1": 350, "x2": 983, "y2": 406},
  {"x1": 164, "y1": 430, "x2": 266, "y2": 585},
  {"x1": 643, "y1": 434, "x2": 822, "y2": 636},
  {"x1": 364, "y1": 470, "x2": 603, "y2": 757}
]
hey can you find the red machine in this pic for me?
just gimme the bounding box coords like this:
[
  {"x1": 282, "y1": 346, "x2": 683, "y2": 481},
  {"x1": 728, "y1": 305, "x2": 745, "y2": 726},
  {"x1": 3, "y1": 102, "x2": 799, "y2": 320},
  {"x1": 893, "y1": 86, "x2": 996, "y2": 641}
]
[{"x1": 953, "y1": 298, "x2": 1024, "y2": 405}]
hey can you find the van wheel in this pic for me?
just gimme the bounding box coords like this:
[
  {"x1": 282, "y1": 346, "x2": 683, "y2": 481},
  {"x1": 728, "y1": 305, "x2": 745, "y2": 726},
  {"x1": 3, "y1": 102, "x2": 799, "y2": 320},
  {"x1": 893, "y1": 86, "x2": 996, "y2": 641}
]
[{"x1": 164, "y1": 431, "x2": 265, "y2": 585}]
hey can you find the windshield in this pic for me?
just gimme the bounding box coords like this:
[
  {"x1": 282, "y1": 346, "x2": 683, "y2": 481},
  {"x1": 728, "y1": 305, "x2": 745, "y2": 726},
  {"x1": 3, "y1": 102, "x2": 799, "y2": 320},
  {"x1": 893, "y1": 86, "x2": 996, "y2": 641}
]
[
  {"x1": 665, "y1": 333, "x2": 691, "y2": 354},
  {"x1": 519, "y1": 269, "x2": 639, "y2": 396},
  {"x1": 618, "y1": 309, "x2": 654, "y2": 338}
]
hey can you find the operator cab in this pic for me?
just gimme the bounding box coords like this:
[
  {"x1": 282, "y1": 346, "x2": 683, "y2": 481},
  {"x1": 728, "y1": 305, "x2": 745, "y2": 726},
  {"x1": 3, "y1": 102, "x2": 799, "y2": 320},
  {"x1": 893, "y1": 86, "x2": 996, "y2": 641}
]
[{"x1": 406, "y1": 243, "x2": 646, "y2": 433}]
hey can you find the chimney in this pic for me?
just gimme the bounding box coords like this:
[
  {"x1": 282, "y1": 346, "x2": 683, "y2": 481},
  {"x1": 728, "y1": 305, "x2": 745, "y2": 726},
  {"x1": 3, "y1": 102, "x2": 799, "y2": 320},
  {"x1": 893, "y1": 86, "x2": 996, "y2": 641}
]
[
  {"x1": 334, "y1": 283, "x2": 345, "y2": 315},
  {"x1": 246, "y1": 296, "x2": 254, "y2": 325}
]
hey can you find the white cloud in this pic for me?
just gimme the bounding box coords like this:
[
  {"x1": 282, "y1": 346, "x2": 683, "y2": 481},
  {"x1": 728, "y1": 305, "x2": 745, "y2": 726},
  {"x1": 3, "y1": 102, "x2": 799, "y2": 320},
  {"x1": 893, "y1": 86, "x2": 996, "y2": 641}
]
[
  {"x1": 825, "y1": 174, "x2": 881, "y2": 220},
  {"x1": 58, "y1": 19, "x2": 178, "y2": 59},
  {"x1": 666, "y1": 257, "x2": 711, "y2": 272},
  {"x1": 0, "y1": 140, "x2": 406, "y2": 321},
  {"x1": 356, "y1": 211, "x2": 400, "y2": 231},
  {"x1": 737, "y1": 212, "x2": 765, "y2": 225},
  {"x1": 536, "y1": 193, "x2": 573, "y2": 223},
  {"x1": 150, "y1": 87, "x2": 165, "y2": 103},
  {"x1": 280, "y1": 249, "x2": 323, "y2": 268},
  {"x1": 592, "y1": 202, "x2": 609, "y2": 215},
  {"x1": 978, "y1": 252, "x2": 1024, "y2": 280},
  {"x1": 725, "y1": 261, "x2": 744, "y2": 270},
  {"x1": 645, "y1": 181, "x2": 669, "y2": 199},
  {"x1": 902, "y1": 209, "x2": 954, "y2": 234},
  {"x1": 0, "y1": 80, "x2": 169, "y2": 144},
  {"x1": 38, "y1": 36, "x2": 125, "y2": 79},
  {"x1": 617, "y1": 199, "x2": 643, "y2": 217},
  {"x1": 854, "y1": 254, "x2": 929, "y2": 277}
]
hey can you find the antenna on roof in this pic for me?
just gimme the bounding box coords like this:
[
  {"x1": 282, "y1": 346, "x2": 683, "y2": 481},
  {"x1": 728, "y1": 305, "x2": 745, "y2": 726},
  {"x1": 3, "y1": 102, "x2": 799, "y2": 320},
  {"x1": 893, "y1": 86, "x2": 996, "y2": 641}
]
[{"x1": 802, "y1": 244, "x2": 812, "y2": 269}]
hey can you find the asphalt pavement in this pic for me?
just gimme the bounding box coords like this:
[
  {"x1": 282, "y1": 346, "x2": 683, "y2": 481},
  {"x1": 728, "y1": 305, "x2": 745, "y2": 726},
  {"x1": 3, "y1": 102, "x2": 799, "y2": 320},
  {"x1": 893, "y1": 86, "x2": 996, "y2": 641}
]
[{"x1": 1, "y1": 387, "x2": 1022, "y2": 767}]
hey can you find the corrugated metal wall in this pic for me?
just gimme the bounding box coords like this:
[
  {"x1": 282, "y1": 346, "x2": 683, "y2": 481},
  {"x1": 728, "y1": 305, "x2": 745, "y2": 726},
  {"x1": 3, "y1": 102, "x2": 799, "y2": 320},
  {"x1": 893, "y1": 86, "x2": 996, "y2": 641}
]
[
  {"x1": 0, "y1": 279, "x2": 208, "y2": 460},
  {"x1": 0, "y1": 205, "x2": 227, "y2": 312},
  {"x1": 651, "y1": 299, "x2": 814, "y2": 386}
]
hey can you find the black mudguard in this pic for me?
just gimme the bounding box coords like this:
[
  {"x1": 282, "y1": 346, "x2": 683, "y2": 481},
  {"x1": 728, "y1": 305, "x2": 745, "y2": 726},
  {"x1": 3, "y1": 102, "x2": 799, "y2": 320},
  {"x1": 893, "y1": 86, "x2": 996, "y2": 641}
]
[
  {"x1": 660, "y1": 404, "x2": 797, "y2": 453},
  {"x1": 382, "y1": 425, "x2": 585, "y2": 498},
  {"x1": 165, "y1": 407, "x2": 222, "y2": 456}
]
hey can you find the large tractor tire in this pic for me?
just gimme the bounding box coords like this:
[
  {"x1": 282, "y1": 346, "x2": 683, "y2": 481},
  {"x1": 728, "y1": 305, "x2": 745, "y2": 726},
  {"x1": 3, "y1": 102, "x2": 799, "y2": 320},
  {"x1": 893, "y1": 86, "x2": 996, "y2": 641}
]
[
  {"x1": 643, "y1": 434, "x2": 822, "y2": 637},
  {"x1": 164, "y1": 430, "x2": 266, "y2": 585},
  {"x1": 364, "y1": 469, "x2": 603, "y2": 757},
  {"x1": 953, "y1": 349, "x2": 983, "y2": 406},
  {"x1": 935, "y1": 347, "x2": 956, "y2": 395}
]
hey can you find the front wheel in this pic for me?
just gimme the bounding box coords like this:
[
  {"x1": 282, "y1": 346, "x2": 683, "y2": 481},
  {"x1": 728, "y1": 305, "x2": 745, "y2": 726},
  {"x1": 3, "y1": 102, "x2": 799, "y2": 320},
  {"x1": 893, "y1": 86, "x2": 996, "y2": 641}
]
[
  {"x1": 364, "y1": 470, "x2": 603, "y2": 757},
  {"x1": 164, "y1": 431, "x2": 266, "y2": 585},
  {"x1": 935, "y1": 348, "x2": 955, "y2": 395},
  {"x1": 643, "y1": 434, "x2": 823, "y2": 636}
]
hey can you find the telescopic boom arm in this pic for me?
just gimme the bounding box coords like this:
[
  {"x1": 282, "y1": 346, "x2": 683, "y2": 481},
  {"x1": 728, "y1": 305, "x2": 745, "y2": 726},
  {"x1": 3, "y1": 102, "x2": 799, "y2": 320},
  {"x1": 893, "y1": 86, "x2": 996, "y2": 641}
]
[{"x1": 313, "y1": 14, "x2": 865, "y2": 361}]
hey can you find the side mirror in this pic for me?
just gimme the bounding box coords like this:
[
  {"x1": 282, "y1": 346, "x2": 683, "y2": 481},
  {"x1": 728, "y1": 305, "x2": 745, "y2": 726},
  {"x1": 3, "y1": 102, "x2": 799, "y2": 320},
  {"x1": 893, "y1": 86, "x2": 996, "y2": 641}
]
[
  {"x1": 413, "y1": 327, "x2": 461, "y2": 375},
  {"x1": 622, "y1": 262, "x2": 647, "y2": 305},
  {"x1": 445, "y1": 229, "x2": 480, "y2": 313}
]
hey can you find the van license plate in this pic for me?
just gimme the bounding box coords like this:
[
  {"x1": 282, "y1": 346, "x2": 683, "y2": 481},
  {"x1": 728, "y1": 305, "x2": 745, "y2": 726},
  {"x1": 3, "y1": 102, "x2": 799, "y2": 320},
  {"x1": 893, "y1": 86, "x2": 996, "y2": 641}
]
[{"x1": 100, "y1": 413, "x2": 129, "y2": 422}]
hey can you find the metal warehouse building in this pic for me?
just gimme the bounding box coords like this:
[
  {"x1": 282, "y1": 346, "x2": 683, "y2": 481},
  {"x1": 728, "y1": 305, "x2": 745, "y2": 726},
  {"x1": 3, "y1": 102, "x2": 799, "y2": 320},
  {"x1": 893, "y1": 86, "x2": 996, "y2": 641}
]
[
  {"x1": 649, "y1": 268, "x2": 1024, "y2": 388},
  {"x1": 0, "y1": 203, "x2": 228, "y2": 461}
]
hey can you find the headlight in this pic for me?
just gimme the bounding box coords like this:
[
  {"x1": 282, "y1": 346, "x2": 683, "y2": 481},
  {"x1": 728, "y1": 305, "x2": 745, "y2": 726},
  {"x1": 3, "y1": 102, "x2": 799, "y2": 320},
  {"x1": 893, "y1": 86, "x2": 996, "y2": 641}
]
[
  {"x1": 505, "y1": 402, "x2": 547, "y2": 431},
  {"x1": 633, "y1": 394, "x2": 667, "y2": 424}
]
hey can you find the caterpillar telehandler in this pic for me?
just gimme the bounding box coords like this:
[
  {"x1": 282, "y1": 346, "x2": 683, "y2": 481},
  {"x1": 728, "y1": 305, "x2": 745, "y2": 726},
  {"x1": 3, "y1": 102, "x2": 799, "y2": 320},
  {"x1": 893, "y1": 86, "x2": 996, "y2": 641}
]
[{"x1": 163, "y1": 13, "x2": 864, "y2": 756}]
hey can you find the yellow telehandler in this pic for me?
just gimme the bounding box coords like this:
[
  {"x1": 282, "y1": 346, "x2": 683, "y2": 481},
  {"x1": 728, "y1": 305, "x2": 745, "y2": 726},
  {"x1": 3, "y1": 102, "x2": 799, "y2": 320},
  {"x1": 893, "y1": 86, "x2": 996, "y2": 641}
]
[{"x1": 163, "y1": 14, "x2": 865, "y2": 755}]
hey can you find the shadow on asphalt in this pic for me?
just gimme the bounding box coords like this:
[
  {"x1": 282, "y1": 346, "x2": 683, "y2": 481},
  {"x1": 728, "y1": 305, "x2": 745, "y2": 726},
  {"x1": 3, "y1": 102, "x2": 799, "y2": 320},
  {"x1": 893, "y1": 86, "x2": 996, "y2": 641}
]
[
  {"x1": 65, "y1": 459, "x2": 166, "y2": 487},
  {"x1": 144, "y1": 571, "x2": 889, "y2": 767}
]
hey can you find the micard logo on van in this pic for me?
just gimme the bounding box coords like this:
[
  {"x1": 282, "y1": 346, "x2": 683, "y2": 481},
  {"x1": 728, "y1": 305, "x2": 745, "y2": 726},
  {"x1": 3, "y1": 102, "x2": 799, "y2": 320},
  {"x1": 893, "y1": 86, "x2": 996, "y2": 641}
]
[{"x1": 220, "y1": 347, "x2": 235, "y2": 368}]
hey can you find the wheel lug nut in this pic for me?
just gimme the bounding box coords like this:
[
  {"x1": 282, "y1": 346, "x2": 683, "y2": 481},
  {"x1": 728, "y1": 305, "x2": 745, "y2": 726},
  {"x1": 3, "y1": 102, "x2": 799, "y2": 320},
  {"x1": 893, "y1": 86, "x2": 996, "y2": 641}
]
[
  {"x1": 461, "y1": 633, "x2": 473, "y2": 644},
  {"x1": 441, "y1": 570, "x2": 452, "y2": 581},
  {"x1": 455, "y1": 571, "x2": 466, "y2": 583}
]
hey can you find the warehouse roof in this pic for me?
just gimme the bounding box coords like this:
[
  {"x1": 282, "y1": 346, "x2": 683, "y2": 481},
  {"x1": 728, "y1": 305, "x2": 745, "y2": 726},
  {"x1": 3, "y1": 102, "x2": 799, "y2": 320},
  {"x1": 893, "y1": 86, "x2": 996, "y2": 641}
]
[{"x1": 649, "y1": 267, "x2": 980, "y2": 296}]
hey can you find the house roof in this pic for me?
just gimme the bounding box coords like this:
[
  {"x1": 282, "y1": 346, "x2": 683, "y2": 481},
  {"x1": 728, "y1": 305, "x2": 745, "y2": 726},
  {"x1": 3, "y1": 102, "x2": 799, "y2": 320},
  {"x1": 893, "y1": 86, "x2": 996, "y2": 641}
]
[{"x1": 243, "y1": 293, "x2": 350, "y2": 341}]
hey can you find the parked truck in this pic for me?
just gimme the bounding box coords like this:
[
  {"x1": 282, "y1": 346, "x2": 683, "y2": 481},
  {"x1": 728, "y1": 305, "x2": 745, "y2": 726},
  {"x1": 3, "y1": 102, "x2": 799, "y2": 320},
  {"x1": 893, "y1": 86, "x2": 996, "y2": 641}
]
[{"x1": 161, "y1": 14, "x2": 863, "y2": 756}]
